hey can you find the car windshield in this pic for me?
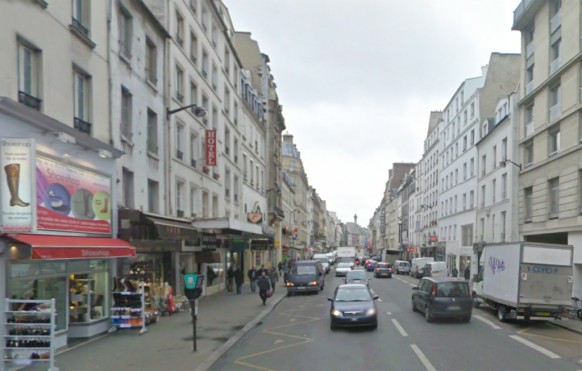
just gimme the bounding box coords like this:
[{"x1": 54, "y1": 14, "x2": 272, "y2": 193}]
[
  {"x1": 292, "y1": 265, "x2": 316, "y2": 275},
  {"x1": 346, "y1": 271, "x2": 366, "y2": 280},
  {"x1": 436, "y1": 282, "x2": 469, "y2": 297},
  {"x1": 378, "y1": 263, "x2": 391, "y2": 268},
  {"x1": 335, "y1": 288, "x2": 371, "y2": 302},
  {"x1": 337, "y1": 263, "x2": 350, "y2": 268}
]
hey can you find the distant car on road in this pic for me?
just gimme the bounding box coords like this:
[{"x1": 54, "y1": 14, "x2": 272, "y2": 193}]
[
  {"x1": 335, "y1": 262, "x2": 352, "y2": 277},
  {"x1": 329, "y1": 284, "x2": 379, "y2": 330},
  {"x1": 345, "y1": 270, "x2": 369, "y2": 287},
  {"x1": 286, "y1": 260, "x2": 325, "y2": 295},
  {"x1": 394, "y1": 260, "x2": 411, "y2": 275},
  {"x1": 412, "y1": 277, "x2": 472, "y2": 323},
  {"x1": 374, "y1": 262, "x2": 393, "y2": 278}
]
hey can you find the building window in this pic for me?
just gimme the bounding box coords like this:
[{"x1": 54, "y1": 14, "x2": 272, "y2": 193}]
[
  {"x1": 120, "y1": 86, "x2": 132, "y2": 140},
  {"x1": 212, "y1": 195, "x2": 218, "y2": 217},
  {"x1": 481, "y1": 185, "x2": 486, "y2": 208},
  {"x1": 492, "y1": 146, "x2": 497, "y2": 169},
  {"x1": 501, "y1": 138, "x2": 507, "y2": 161},
  {"x1": 176, "y1": 180, "x2": 184, "y2": 217},
  {"x1": 524, "y1": 186, "x2": 533, "y2": 222},
  {"x1": 224, "y1": 47, "x2": 231, "y2": 75},
  {"x1": 211, "y1": 64, "x2": 218, "y2": 91},
  {"x1": 469, "y1": 190, "x2": 474, "y2": 208},
  {"x1": 175, "y1": 64, "x2": 184, "y2": 102},
  {"x1": 145, "y1": 38, "x2": 157, "y2": 84},
  {"x1": 119, "y1": 6, "x2": 132, "y2": 59},
  {"x1": 233, "y1": 175, "x2": 239, "y2": 202},
  {"x1": 190, "y1": 81, "x2": 198, "y2": 109},
  {"x1": 190, "y1": 187, "x2": 198, "y2": 217},
  {"x1": 524, "y1": 140, "x2": 534, "y2": 166},
  {"x1": 549, "y1": 177, "x2": 559, "y2": 217},
  {"x1": 17, "y1": 40, "x2": 42, "y2": 110},
  {"x1": 202, "y1": 49, "x2": 209, "y2": 78},
  {"x1": 148, "y1": 179, "x2": 159, "y2": 213},
  {"x1": 470, "y1": 130, "x2": 475, "y2": 145},
  {"x1": 224, "y1": 128, "x2": 230, "y2": 156},
  {"x1": 122, "y1": 168, "x2": 134, "y2": 209},
  {"x1": 481, "y1": 155, "x2": 486, "y2": 176},
  {"x1": 500, "y1": 211, "x2": 506, "y2": 241},
  {"x1": 525, "y1": 104, "x2": 534, "y2": 136},
  {"x1": 233, "y1": 138, "x2": 239, "y2": 164},
  {"x1": 461, "y1": 224, "x2": 473, "y2": 246},
  {"x1": 201, "y1": 6, "x2": 209, "y2": 32},
  {"x1": 190, "y1": 132, "x2": 198, "y2": 167},
  {"x1": 501, "y1": 173, "x2": 507, "y2": 200},
  {"x1": 73, "y1": 68, "x2": 91, "y2": 134},
  {"x1": 548, "y1": 125, "x2": 560, "y2": 156},
  {"x1": 225, "y1": 168, "x2": 231, "y2": 198},
  {"x1": 175, "y1": 11, "x2": 184, "y2": 46},
  {"x1": 176, "y1": 122, "x2": 184, "y2": 160},
  {"x1": 190, "y1": 31, "x2": 198, "y2": 65},
  {"x1": 211, "y1": 24, "x2": 218, "y2": 48},
  {"x1": 147, "y1": 109, "x2": 158, "y2": 154},
  {"x1": 224, "y1": 87, "x2": 230, "y2": 115},
  {"x1": 202, "y1": 191, "x2": 209, "y2": 218},
  {"x1": 492, "y1": 178, "x2": 496, "y2": 204},
  {"x1": 72, "y1": 0, "x2": 90, "y2": 36}
]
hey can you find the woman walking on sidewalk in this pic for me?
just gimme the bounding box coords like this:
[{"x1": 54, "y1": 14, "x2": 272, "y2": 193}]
[{"x1": 257, "y1": 271, "x2": 272, "y2": 306}]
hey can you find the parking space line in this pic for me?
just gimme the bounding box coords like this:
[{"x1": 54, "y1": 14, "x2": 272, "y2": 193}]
[
  {"x1": 473, "y1": 315, "x2": 502, "y2": 330},
  {"x1": 391, "y1": 319, "x2": 408, "y2": 337},
  {"x1": 509, "y1": 335, "x2": 561, "y2": 359},
  {"x1": 410, "y1": 344, "x2": 437, "y2": 371}
]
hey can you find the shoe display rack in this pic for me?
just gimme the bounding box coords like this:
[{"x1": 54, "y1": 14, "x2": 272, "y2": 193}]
[
  {"x1": 109, "y1": 283, "x2": 147, "y2": 335},
  {"x1": 2, "y1": 298, "x2": 58, "y2": 371}
]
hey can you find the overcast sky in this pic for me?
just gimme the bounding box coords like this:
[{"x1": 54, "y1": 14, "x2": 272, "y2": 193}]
[{"x1": 223, "y1": 0, "x2": 522, "y2": 226}]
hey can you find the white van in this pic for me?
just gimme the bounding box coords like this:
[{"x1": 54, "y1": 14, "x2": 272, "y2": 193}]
[
  {"x1": 394, "y1": 260, "x2": 411, "y2": 275},
  {"x1": 410, "y1": 257, "x2": 434, "y2": 278},
  {"x1": 424, "y1": 261, "x2": 447, "y2": 278}
]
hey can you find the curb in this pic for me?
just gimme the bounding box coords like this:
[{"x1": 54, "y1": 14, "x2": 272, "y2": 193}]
[
  {"x1": 194, "y1": 292, "x2": 287, "y2": 371},
  {"x1": 548, "y1": 319, "x2": 582, "y2": 335}
]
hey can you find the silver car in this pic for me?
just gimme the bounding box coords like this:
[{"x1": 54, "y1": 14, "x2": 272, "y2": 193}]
[
  {"x1": 335, "y1": 262, "x2": 352, "y2": 277},
  {"x1": 345, "y1": 270, "x2": 369, "y2": 287}
]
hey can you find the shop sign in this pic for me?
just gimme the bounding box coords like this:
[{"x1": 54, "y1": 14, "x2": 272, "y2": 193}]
[
  {"x1": 251, "y1": 239, "x2": 273, "y2": 250},
  {"x1": 36, "y1": 156, "x2": 112, "y2": 234},
  {"x1": 31, "y1": 247, "x2": 136, "y2": 260},
  {"x1": 408, "y1": 247, "x2": 415, "y2": 253},
  {"x1": 0, "y1": 138, "x2": 35, "y2": 233},
  {"x1": 429, "y1": 236, "x2": 438, "y2": 242},
  {"x1": 201, "y1": 234, "x2": 218, "y2": 250},
  {"x1": 247, "y1": 211, "x2": 262, "y2": 224},
  {"x1": 205, "y1": 130, "x2": 217, "y2": 166}
]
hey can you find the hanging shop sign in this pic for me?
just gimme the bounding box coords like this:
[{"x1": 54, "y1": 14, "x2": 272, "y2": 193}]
[
  {"x1": 247, "y1": 211, "x2": 262, "y2": 224},
  {"x1": 36, "y1": 156, "x2": 112, "y2": 234},
  {"x1": 429, "y1": 235, "x2": 438, "y2": 242},
  {"x1": 0, "y1": 138, "x2": 35, "y2": 233},
  {"x1": 200, "y1": 234, "x2": 218, "y2": 251},
  {"x1": 251, "y1": 238, "x2": 274, "y2": 250},
  {"x1": 205, "y1": 130, "x2": 217, "y2": 166}
]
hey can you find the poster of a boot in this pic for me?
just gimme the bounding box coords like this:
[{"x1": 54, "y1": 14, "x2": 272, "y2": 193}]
[{"x1": 4, "y1": 163, "x2": 30, "y2": 207}]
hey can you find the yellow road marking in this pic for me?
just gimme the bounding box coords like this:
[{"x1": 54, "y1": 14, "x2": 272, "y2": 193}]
[
  {"x1": 517, "y1": 327, "x2": 530, "y2": 334},
  {"x1": 519, "y1": 332, "x2": 582, "y2": 344}
]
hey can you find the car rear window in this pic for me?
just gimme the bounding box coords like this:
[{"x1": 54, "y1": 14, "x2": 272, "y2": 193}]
[
  {"x1": 436, "y1": 282, "x2": 469, "y2": 297},
  {"x1": 378, "y1": 263, "x2": 391, "y2": 268},
  {"x1": 292, "y1": 265, "x2": 316, "y2": 275},
  {"x1": 346, "y1": 271, "x2": 366, "y2": 279}
]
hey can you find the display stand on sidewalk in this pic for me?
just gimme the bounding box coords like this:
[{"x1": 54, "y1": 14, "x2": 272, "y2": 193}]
[
  {"x1": 109, "y1": 281, "x2": 147, "y2": 335},
  {"x1": 2, "y1": 298, "x2": 58, "y2": 371}
]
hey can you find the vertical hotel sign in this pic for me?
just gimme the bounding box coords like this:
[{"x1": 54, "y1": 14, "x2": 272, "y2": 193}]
[
  {"x1": 0, "y1": 138, "x2": 35, "y2": 233},
  {"x1": 36, "y1": 157, "x2": 112, "y2": 234},
  {"x1": 205, "y1": 129, "x2": 217, "y2": 166}
]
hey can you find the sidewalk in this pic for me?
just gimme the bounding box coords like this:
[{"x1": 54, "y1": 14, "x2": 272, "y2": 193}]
[
  {"x1": 550, "y1": 315, "x2": 582, "y2": 335},
  {"x1": 21, "y1": 284, "x2": 287, "y2": 371}
]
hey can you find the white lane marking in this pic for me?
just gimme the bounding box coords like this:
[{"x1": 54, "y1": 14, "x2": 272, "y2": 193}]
[
  {"x1": 378, "y1": 298, "x2": 383, "y2": 302},
  {"x1": 386, "y1": 312, "x2": 392, "y2": 316},
  {"x1": 410, "y1": 344, "x2": 437, "y2": 371},
  {"x1": 509, "y1": 335, "x2": 561, "y2": 359},
  {"x1": 409, "y1": 284, "x2": 416, "y2": 287},
  {"x1": 473, "y1": 315, "x2": 502, "y2": 330},
  {"x1": 391, "y1": 319, "x2": 408, "y2": 337}
]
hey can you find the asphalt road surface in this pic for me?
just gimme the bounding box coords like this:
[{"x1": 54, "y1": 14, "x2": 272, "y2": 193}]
[{"x1": 210, "y1": 267, "x2": 582, "y2": 371}]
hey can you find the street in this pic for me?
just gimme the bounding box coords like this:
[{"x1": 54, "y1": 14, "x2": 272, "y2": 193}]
[{"x1": 210, "y1": 268, "x2": 582, "y2": 371}]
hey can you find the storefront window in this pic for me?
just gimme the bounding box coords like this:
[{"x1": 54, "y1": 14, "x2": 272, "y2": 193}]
[
  {"x1": 129, "y1": 253, "x2": 173, "y2": 286},
  {"x1": 69, "y1": 269, "x2": 108, "y2": 323},
  {"x1": 10, "y1": 262, "x2": 66, "y2": 277},
  {"x1": 9, "y1": 276, "x2": 67, "y2": 331},
  {"x1": 206, "y1": 251, "x2": 225, "y2": 287}
]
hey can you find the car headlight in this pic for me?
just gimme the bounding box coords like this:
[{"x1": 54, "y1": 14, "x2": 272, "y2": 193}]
[
  {"x1": 286, "y1": 282, "x2": 294, "y2": 287},
  {"x1": 308, "y1": 280, "x2": 318, "y2": 286},
  {"x1": 366, "y1": 308, "x2": 377, "y2": 316},
  {"x1": 331, "y1": 309, "x2": 342, "y2": 317}
]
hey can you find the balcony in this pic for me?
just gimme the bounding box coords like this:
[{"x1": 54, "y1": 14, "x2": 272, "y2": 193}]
[
  {"x1": 74, "y1": 117, "x2": 91, "y2": 134},
  {"x1": 513, "y1": 0, "x2": 544, "y2": 31},
  {"x1": 202, "y1": 166, "x2": 210, "y2": 174},
  {"x1": 190, "y1": 158, "x2": 196, "y2": 168},
  {"x1": 18, "y1": 91, "x2": 42, "y2": 111},
  {"x1": 212, "y1": 172, "x2": 220, "y2": 180},
  {"x1": 71, "y1": 17, "x2": 89, "y2": 36}
]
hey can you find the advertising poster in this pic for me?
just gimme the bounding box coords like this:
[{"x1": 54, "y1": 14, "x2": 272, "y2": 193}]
[
  {"x1": 0, "y1": 138, "x2": 35, "y2": 232},
  {"x1": 36, "y1": 156, "x2": 112, "y2": 234}
]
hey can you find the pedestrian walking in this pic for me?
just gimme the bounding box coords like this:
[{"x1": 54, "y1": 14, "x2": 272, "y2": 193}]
[
  {"x1": 277, "y1": 261, "x2": 283, "y2": 277},
  {"x1": 234, "y1": 267, "x2": 244, "y2": 294},
  {"x1": 257, "y1": 264, "x2": 266, "y2": 277},
  {"x1": 464, "y1": 266, "x2": 471, "y2": 281},
  {"x1": 257, "y1": 271, "x2": 272, "y2": 306},
  {"x1": 452, "y1": 267, "x2": 459, "y2": 277},
  {"x1": 227, "y1": 265, "x2": 235, "y2": 292},
  {"x1": 268, "y1": 267, "x2": 278, "y2": 293},
  {"x1": 247, "y1": 266, "x2": 257, "y2": 293}
]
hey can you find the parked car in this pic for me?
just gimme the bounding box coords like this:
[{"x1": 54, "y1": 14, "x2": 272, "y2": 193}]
[
  {"x1": 313, "y1": 253, "x2": 331, "y2": 273},
  {"x1": 410, "y1": 257, "x2": 435, "y2": 278},
  {"x1": 374, "y1": 262, "x2": 393, "y2": 278},
  {"x1": 412, "y1": 277, "x2": 472, "y2": 322},
  {"x1": 335, "y1": 262, "x2": 352, "y2": 277},
  {"x1": 394, "y1": 260, "x2": 411, "y2": 275},
  {"x1": 365, "y1": 259, "x2": 377, "y2": 272},
  {"x1": 424, "y1": 261, "x2": 447, "y2": 278},
  {"x1": 329, "y1": 284, "x2": 379, "y2": 330},
  {"x1": 345, "y1": 270, "x2": 369, "y2": 287},
  {"x1": 286, "y1": 260, "x2": 325, "y2": 295}
]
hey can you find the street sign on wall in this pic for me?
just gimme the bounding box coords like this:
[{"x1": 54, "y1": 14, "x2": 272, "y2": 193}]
[{"x1": 205, "y1": 130, "x2": 216, "y2": 166}]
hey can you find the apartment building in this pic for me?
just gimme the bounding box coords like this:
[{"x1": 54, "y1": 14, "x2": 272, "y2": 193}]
[{"x1": 513, "y1": 0, "x2": 582, "y2": 297}]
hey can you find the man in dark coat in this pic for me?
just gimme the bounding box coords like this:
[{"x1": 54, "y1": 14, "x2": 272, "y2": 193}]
[
  {"x1": 234, "y1": 267, "x2": 244, "y2": 294},
  {"x1": 247, "y1": 266, "x2": 257, "y2": 293},
  {"x1": 464, "y1": 266, "x2": 471, "y2": 281},
  {"x1": 452, "y1": 267, "x2": 459, "y2": 277},
  {"x1": 256, "y1": 271, "x2": 272, "y2": 305},
  {"x1": 227, "y1": 265, "x2": 235, "y2": 292}
]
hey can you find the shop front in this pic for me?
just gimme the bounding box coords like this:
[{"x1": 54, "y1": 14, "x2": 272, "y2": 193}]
[{"x1": 0, "y1": 98, "x2": 132, "y2": 347}]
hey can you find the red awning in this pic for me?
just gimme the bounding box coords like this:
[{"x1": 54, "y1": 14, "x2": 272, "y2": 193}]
[{"x1": 9, "y1": 234, "x2": 136, "y2": 260}]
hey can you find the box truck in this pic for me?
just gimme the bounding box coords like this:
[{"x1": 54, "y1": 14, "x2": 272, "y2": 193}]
[
  {"x1": 336, "y1": 247, "x2": 357, "y2": 268},
  {"x1": 472, "y1": 242, "x2": 573, "y2": 322}
]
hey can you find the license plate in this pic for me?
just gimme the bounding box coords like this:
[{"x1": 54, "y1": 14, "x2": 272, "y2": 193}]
[
  {"x1": 448, "y1": 306, "x2": 460, "y2": 310},
  {"x1": 535, "y1": 312, "x2": 550, "y2": 316},
  {"x1": 351, "y1": 318, "x2": 358, "y2": 322},
  {"x1": 298, "y1": 287, "x2": 305, "y2": 290}
]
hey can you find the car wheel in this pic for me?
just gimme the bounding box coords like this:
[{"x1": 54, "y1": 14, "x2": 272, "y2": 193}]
[
  {"x1": 425, "y1": 306, "x2": 433, "y2": 322},
  {"x1": 497, "y1": 305, "x2": 507, "y2": 322},
  {"x1": 412, "y1": 299, "x2": 418, "y2": 312}
]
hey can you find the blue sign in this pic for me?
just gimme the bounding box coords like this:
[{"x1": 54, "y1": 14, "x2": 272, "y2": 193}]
[{"x1": 184, "y1": 274, "x2": 199, "y2": 289}]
